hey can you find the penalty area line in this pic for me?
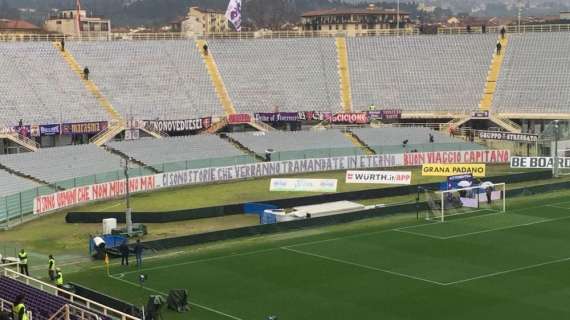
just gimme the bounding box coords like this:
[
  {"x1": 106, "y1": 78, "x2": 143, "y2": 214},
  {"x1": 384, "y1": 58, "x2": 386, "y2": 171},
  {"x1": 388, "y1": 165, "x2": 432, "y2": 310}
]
[
  {"x1": 281, "y1": 246, "x2": 446, "y2": 286},
  {"x1": 109, "y1": 274, "x2": 245, "y2": 320}
]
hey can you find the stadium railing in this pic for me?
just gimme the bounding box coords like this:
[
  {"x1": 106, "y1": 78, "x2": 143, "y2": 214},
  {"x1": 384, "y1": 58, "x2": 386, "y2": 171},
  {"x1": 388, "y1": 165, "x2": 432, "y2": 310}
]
[
  {"x1": 0, "y1": 266, "x2": 140, "y2": 320},
  {"x1": 438, "y1": 24, "x2": 570, "y2": 35},
  {"x1": 1, "y1": 24, "x2": 570, "y2": 42}
]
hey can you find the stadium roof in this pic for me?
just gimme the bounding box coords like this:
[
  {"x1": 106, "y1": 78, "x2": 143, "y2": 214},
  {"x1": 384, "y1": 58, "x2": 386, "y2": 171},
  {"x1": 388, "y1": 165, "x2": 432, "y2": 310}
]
[
  {"x1": 302, "y1": 8, "x2": 410, "y2": 17},
  {"x1": 0, "y1": 19, "x2": 40, "y2": 31}
]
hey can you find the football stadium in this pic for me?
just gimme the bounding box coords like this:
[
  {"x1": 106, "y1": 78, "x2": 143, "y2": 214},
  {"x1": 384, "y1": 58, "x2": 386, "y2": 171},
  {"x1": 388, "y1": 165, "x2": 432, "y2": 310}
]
[{"x1": 2, "y1": 5, "x2": 570, "y2": 320}]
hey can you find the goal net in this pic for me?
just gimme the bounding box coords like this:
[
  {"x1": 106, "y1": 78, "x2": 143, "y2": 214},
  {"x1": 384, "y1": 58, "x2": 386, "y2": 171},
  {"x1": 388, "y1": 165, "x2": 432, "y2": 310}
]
[{"x1": 424, "y1": 183, "x2": 506, "y2": 222}]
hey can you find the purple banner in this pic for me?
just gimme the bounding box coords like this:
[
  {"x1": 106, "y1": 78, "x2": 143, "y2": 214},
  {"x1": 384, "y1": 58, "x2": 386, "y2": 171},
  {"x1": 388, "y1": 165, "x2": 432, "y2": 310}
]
[
  {"x1": 61, "y1": 121, "x2": 108, "y2": 135},
  {"x1": 39, "y1": 124, "x2": 61, "y2": 136}
]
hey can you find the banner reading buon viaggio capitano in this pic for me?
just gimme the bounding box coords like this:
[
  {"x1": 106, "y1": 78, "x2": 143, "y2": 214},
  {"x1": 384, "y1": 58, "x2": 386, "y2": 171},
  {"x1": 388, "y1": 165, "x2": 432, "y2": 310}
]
[{"x1": 32, "y1": 149, "x2": 510, "y2": 215}]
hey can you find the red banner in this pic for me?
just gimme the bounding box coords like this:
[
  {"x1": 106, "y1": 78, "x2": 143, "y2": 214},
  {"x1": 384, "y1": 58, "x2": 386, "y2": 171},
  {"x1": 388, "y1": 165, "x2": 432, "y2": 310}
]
[
  {"x1": 33, "y1": 176, "x2": 156, "y2": 215},
  {"x1": 228, "y1": 114, "x2": 252, "y2": 124}
]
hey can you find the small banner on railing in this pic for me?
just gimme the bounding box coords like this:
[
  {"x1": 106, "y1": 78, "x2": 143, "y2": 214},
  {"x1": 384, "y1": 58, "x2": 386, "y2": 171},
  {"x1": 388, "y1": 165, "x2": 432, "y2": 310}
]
[{"x1": 142, "y1": 118, "x2": 212, "y2": 133}]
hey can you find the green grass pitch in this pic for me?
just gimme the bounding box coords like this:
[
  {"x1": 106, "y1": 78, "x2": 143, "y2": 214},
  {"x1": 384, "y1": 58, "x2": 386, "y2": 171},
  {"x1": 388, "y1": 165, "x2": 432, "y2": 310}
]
[{"x1": 66, "y1": 190, "x2": 570, "y2": 320}]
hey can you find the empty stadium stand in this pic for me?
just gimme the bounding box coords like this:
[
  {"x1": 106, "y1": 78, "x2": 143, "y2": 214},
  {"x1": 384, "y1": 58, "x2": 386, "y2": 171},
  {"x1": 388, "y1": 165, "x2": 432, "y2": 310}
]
[
  {"x1": 493, "y1": 32, "x2": 570, "y2": 115},
  {"x1": 229, "y1": 130, "x2": 361, "y2": 160},
  {"x1": 0, "y1": 144, "x2": 124, "y2": 185},
  {"x1": 347, "y1": 34, "x2": 497, "y2": 114},
  {"x1": 351, "y1": 127, "x2": 485, "y2": 154},
  {"x1": 67, "y1": 40, "x2": 221, "y2": 120},
  {"x1": 0, "y1": 170, "x2": 40, "y2": 198},
  {"x1": 209, "y1": 38, "x2": 341, "y2": 114},
  {"x1": 0, "y1": 43, "x2": 109, "y2": 128},
  {"x1": 107, "y1": 135, "x2": 249, "y2": 170}
]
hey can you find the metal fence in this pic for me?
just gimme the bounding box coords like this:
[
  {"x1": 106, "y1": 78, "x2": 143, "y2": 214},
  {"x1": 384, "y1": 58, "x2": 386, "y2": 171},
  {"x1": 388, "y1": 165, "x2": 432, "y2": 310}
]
[{"x1": 1, "y1": 24, "x2": 570, "y2": 42}]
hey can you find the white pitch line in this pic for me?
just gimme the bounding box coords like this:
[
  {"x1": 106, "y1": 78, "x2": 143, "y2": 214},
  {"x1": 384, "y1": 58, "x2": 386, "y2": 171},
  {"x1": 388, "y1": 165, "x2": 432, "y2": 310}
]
[
  {"x1": 95, "y1": 202, "x2": 122, "y2": 212},
  {"x1": 110, "y1": 274, "x2": 245, "y2": 320},
  {"x1": 394, "y1": 228, "x2": 445, "y2": 240},
  {"x1": 444, "y1": 257, "x2": 570, "y2": 286},
  {"x1": 546, "y1": 204, "x2": 570, "y2": 210},
  {"x1": 440, "y1": 215, "x2": 570, "y2": 240},
  {"x1": 281, "y1": 247, "x2": 446, "y2": 286},
  {"x1": 119, "y1": 248, "x2": 277, "y2": 276}
]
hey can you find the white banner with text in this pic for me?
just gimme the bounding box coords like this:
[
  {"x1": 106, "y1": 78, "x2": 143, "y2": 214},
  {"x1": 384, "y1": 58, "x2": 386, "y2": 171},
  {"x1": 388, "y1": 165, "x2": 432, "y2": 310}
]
[
  {"x1": 345, "y1": 170, "x2": 412, "y2": 185},
  {"x1": 33, "y1": 149, "x2": 510, "y2": 215}
]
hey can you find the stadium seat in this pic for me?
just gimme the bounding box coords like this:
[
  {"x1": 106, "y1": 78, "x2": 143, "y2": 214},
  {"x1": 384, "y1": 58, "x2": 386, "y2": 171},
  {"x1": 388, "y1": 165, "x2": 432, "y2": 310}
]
[
  {"x1": 493, "y1": 33, "x2": 570, "y2": 114},
  {"x1": 209, "y1": 38, "x2": 342, "y2": 114},
  {"x1": 67, "y1": 40, "x2": 221, "y2": 120},
  {"x1": 228, "y1": 130, "x2": 360, "y2": 160},
  {"x1": 0, "y1": 43, "x2": 109, "y2": 128},
  {"x1": 347, "y1": 34, "x2": 497, "y2": 113}
]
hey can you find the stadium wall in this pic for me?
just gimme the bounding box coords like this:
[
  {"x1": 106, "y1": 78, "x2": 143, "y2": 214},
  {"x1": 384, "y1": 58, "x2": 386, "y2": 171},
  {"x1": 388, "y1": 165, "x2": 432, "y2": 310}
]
[{"x1": 66, "y1": 170, "x2": 551, "y2": 224}]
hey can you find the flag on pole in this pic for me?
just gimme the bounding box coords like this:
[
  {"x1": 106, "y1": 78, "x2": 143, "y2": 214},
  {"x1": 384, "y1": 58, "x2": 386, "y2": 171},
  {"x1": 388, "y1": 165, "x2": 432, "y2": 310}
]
[
  {"x1": 75, "y1": 0, "x2": 82, "y2": 34},
  {"x1": 104, "y1": 253, "x2": 110, "y2": 276},
  {"x1": 225, "y1": 0, "x2": 242, "y2": 32}
]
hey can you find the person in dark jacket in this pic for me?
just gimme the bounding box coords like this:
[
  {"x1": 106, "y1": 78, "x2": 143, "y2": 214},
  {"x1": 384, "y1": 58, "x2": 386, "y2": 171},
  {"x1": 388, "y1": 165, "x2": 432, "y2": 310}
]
[
  {"x1": 500, "y1": 26, "x2": 506, "y2": 39},
  {"x1": 60, "y1": 38, "x2": 65, "y2": 52},
  {"x1": 120, "y1": 240, "x2": 129, "y2": 266},
  {"x1": 83, "y1": 67, "x2": 90, "y2": 80},
  {"x1": 134, "y1": 239, "x2": 144, "y2": 268},
  {"x1": 496, "y1": 42, "x2": 502, "y2": 55},
  {"x1": 203, "y1": 43, "x2": 208, "y2": 55}
]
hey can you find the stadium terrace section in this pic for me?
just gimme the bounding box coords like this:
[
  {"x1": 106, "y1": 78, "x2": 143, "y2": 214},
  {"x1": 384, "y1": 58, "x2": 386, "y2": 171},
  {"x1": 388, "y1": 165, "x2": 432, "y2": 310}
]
[
  {"x1": 0, "y1": 43, "x2": 108, "y2": 128},
  {"x1": 66, "y1": 40, "x2": 220, "y2": 119},
  {"x1": 107, "y1": 135, "x2": 247, "y2": 168},
  {"x1": 493, "y1": 32, "x2": 570, "y2": 114},
  {"x1": 347, "y1": 34, "x2": 497, "y2": 113},
  {"x1": 208, "y1": 38, "x2": 341, "y2": 114}
]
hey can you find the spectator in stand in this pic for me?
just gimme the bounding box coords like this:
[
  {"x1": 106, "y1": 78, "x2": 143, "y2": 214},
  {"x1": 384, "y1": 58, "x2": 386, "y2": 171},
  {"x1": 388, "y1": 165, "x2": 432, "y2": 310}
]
[
  {"x1": 466, "y1": 25, "x2": 472, "y2": 33},
  {"x1": 482, "y1": 24, "x2": 487, "y2": 34},
  {"x1": 120, "y1": 240, "x2": 130, "y2": 266},
  {"x1": 429, "y1": 133, "x2": 434, "y2": 143},
  {"x1": 83, "y1": 67, "x2": 90, "y2": 80},
  {"x1": 18, "y1": 249, "x2": 29, "y2": 276},
  {"x1": 60, "y1": 38, "x2": 65, "y2": 52},
  {"x1": 48, "y1": 255, "x2": 56, "y2": 281},
  {"x1": 203, "y1": 43, "x2": 208, "y2": 56},
  {"x1": 500, "y1": 26, "x2": 506, "y2": 39},
  {"x1": 134, "y1": 239, "x2": 144, "y2": 269},
  {"x1": 496, "y1": 41, "x2": 502, "y2": 56},
  {"x1": 12, "y1": 295, "x2": 28, "y2": 320}
]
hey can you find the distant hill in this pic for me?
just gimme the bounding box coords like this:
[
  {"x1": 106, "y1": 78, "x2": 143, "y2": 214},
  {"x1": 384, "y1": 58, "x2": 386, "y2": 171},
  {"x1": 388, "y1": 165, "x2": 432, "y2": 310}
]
[{"x1": 1, "y1": 0, "x2": 346, "y2": 28}]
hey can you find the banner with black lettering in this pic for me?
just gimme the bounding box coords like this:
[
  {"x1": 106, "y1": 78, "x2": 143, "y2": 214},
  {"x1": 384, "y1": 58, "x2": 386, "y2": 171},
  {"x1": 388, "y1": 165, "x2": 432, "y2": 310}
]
[
  {"x1": 510, "y1": 157, "x2": 570, "y2": 169},
  {"x1": 478, "y1": 131, "x2": 538, "y2": 143},
  {"x1": 142, "y1": 118, "x2": 212, "y2": 133}
]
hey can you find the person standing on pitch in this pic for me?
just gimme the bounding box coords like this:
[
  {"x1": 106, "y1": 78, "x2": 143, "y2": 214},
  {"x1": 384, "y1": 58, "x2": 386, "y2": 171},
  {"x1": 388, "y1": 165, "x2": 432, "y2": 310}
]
[
  {"x1": 134, "y1": 239, "x2": 144, "y2": 269},
  {"x1": 120, "y1": 240, "x2": 129, "y2": 266},
  {"x1": 12, "y1": 295, "x2": 28, "y2": 320},
  {"x1": 18, "y1": 249, "x2": 29, "y2": 276},
  {"x1": 48, "y1": 255, "x2": 56, "y2": 281}
]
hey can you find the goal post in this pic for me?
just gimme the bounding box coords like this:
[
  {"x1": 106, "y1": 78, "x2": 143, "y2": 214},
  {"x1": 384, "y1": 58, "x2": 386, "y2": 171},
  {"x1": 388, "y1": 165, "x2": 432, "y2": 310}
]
[{"x1": 424, "y1": 183, "x2": 506, "y2": 222}]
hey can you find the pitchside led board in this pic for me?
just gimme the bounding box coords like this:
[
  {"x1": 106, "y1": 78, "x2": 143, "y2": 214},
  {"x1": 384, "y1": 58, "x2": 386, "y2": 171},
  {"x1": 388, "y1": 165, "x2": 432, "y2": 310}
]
[{"x1": 421, "y1": 163, "x2": 486, "y2": 177}]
